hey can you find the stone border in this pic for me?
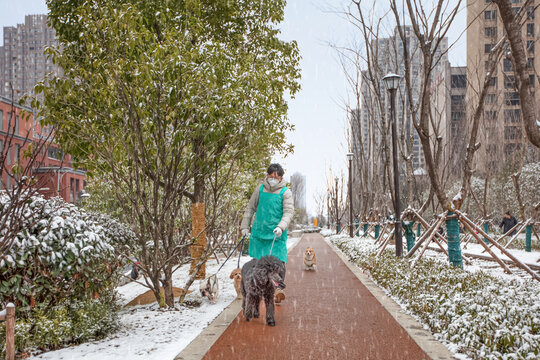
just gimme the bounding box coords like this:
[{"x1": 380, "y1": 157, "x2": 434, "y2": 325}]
[
  {"x1": 175, "y1": 236, "x2": 302, "y2": 360},
  {"x1": 327, "y1": 239, "x2": 455, "y2": 360}
]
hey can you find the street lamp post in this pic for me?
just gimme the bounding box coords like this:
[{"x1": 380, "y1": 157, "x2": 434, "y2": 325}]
[
  {"x1": 334, "y1": 176, "x2": 339, "y2": 233},
  {"x1": 382, "y1": 73, "x2": 403, "y2": 257},
  {"x1": 347, "y1": 152, "x2": 354, "y2": 237}
]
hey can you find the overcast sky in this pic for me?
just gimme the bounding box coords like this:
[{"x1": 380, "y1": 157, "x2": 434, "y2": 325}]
[{"x1": 1, "y1": 0, "x2": 467, "y2": 216}]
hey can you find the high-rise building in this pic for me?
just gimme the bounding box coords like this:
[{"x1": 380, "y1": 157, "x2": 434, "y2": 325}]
[
  {"x1": 0, "y1": 15, "x2": 60, "y2": 99},
  {"x1": 352, "y1": 26, "x2": 449, "y2": 172},
  {"x1": 290, "y1": 172, "x2": 306, "y2": 211},
  {"x1": 448, "y1": 66, "x2": 467, "y2": 178},
  {"x1": 467, "y1": 0, "x2": 540, "y2": 174}
]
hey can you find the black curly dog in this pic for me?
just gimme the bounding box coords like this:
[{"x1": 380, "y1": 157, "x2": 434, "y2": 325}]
[{"x1": 241, "y1": 255, "x2": 286, "y2": 326}]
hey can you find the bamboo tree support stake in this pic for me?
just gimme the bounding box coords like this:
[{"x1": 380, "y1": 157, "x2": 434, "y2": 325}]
[
  {"x1": 1, "y1": 303, "x2": 15, "y2": 360},
  {"x1": 456, "y1": 210, "x2": 540, "y2": 281},
  {"x1": 461, "y1": 218, "x2": 513, "y2": 274},
  {"x1": 410, "y1": 209, "x2": 472, "y2": 265},
  {"x1": 462, "y1": 232, "x2": 475, "y2": 249},
  {"x1": 411, "y1": 229, "x2": 437, "y2": 268},
  {"x1": 409, "y1": 215, "x2": 447, "y2": 267},
  {"x1": 377, "y1": 223, "x2": 389, "y2": 245},
  {"x1": 368, "y1": 223, "x2": 376, "y2": 239},
  {"x1": 503, "y1": 220, "x2": 530, "y2": 249},
  {"x1": 532, "y1": 225, "x2": 540, "y2": 243},
  {"x1": 376, "y1": 229, "x2": 395, "y2": 258},
  {"x1": 481, "y1": 221, "x2": 521, "y2": 253},
  {"x1": 405, "y1": 215, "x2": 445, "y2": 258}
]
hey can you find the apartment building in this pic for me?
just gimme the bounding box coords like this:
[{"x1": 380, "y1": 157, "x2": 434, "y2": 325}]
[
  {"x1": 0, "y1": 15, "x2": 60, "y2": 99},
  {"x1": 0, "y1": 96, "x2": 86, "y2": 203},
  {"x1": 352, "y1": 26, "x2": 449, "y2": 173},
  {"x1": 467, "y1": 0, "x2": 540, "y2": 174}
]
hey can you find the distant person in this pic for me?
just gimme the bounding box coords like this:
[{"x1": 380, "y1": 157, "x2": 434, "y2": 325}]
[
  {"x1": 130, "y1": 261, "x2": 140, "y2": 280},
  {"x1": 241, "y1": 163, "x2": 294, "y2": 303},
  {"x1": 499, "y1": 211, "x2": 518, "y2": 236}
]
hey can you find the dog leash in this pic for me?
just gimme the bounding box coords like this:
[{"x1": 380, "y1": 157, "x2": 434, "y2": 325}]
[
  {"x1": 269, "y1": 234, "x2": 277, "y2": 256},
  {"x1": 215, "y1": 234, "x2": 247, "y2": 274},
  {"x1": 237, "y1": 234, "x2": 246, "y2": 268}
]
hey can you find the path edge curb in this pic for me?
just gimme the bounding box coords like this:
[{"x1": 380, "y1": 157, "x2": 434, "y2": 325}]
[
  {"x1": 326, "y1": 238, "x2": 456, "y2": 360},
  {"x1": 174, "y1": 235, "x2": 303, "y2": 360}
]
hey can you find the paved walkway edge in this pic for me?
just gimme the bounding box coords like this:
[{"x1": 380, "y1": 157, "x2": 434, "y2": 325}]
[
  {"x1": 174, "y1": 236, "x2": 303, "y2": 360},
  {"x1": 327, "y1": 239, "x2": 455, "y2": 360}
]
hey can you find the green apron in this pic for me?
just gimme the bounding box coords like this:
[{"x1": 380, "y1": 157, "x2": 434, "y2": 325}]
[{"x1": 249, "y1": 185, "x2": 288, "y2": 263}]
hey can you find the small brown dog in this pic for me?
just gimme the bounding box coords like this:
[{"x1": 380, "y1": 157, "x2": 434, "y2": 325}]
[
  {"x1": 229, "y1": 268, "x2": 243, "y2": 299},
  {"x1": 303, "y1": 247, "x2": 317, "y2": 270}
]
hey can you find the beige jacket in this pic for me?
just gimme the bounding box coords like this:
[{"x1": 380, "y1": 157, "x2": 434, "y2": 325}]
[{"x1": 241, "y1": 178, "x2": 294, "y2": 232}]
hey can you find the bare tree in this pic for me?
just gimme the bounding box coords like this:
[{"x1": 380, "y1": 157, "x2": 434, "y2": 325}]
[{"x1": 0, "y1": 85, "x2": 56, "y2": 255}]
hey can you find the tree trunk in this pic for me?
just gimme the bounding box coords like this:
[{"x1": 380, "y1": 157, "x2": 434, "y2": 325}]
[
  {"x1": 493, "y1": 0, "x2": 540, "y2": 148},
  {"x1": 190, "y1": 136, "x2": 206, "y2": 279}
]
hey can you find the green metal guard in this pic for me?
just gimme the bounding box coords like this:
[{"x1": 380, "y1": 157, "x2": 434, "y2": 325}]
[
  {"x1": 403, "y1": 221, "x2": 416, "y2": 252},
  {"x1": 525, "y1": 224, "x2": 532, "y2": 252},
  {"x1": 446, "y1": 212, "x2": 463, "y2": 268},
  {"x1": 483, "y1": 221, "x2": 489, "y2": 244}
]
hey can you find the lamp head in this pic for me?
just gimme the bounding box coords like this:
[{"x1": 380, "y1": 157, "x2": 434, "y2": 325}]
[{"x1": 382, "y1": 73, "x2": 402, "y2": 91}]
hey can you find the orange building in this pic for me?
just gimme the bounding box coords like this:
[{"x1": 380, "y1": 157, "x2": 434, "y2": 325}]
[{"x1": 0, "y1": 96, "x2": 86, "y2": 203}]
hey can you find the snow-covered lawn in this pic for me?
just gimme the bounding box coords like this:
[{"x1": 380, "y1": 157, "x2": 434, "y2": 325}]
[
  {"x1": 31, "y1": 237, "x2": 301, "y2": 360},
  {"x1": 329, "y1": 233, "x2": 540, "y2": 360}
]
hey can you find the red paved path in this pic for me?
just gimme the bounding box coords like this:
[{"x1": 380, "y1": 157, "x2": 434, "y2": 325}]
[{"x1": 203, "y1": 233, "x2": 430, "y2": 359}]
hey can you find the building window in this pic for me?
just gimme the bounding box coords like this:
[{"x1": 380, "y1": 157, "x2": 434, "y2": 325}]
[
  {"x1": 15, "y1": 115, "x2": 19, "y2": 136},
  {"x1": 485, "y1": 93, "x2": 497, "y2": 104},
  {"x1": 485, "y1": 9, "x2": 497, "y2": 20},
  {"x1": 70, "y1": 178, "x2": 74, "y2": 203},
  {"x1": 527, "y1": 6, "x2": 535, "y2": 20},
  {"x1": 485, "y1": 43, "x2": 494, "y2": 54},
  {"x1": 504, "y1": 92, "x2": 520, "y2": 105},
  {"x1": 509, "y1": 0, "x2": 521, "y2": 3},
  {"x1": 489, "y1": 76, "x2": 498, "y2": 88},
  {"x1": 0, "y1": 110, "x2": 3, "y2": 131},
  {"x1": 504, "y1": 75, "x2": 516, "y2": 89},
  {"x1": 485, "y1": 27, "x2": 497, "y2": 38},
  {"x1": 527, "y1": 57, "x2": 535, "y2": 69},
  {"x1": 529, "y1": 74, "x2": 535, "y2": 86},
  {"x1": 48, "y1": 147, "x2": 64, "y2": 160},
  {"x1": 451, "y1": 74, "x2": 466, "y2": 88},
  {"x1": 527, "y1": 23, "x2": 535, "y2": 37},
  {"x1": 504, "y1": 126, "x2": 522, "y2": 140},
  {"x1": 451, "y1": 95, "x2": 465, "y2": 105},
  {"x1": 504, "y1": 109, "x2": 521, "y2": 123},
  {"x1": 15, "y1": 144, "x2": 20, "y2": 163},
  {"x1": 512, "y1": 7, "x2": 521, "y2": 16},
  {"x1": 485, "y1": 110, "x2": 497, "y2": 122},
  {"x1": 527, "y1": 40, "x2": 535, "y2": 54},
  {"x1": 503, "y1": 58, "x2": 513, "y2": 72}
]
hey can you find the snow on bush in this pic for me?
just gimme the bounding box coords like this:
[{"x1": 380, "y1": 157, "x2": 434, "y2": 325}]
[
  {"x1": 0, "y1": 194, "x2": 137, "y2": 308},
  {"x1": 331, "y1": 235, "x2": 540, "y2": 359}
]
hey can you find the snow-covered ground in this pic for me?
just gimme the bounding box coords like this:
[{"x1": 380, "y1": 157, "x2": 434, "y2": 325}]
[{"x1": 31, "y1": 236, "x2": 301, "y2": 360}]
